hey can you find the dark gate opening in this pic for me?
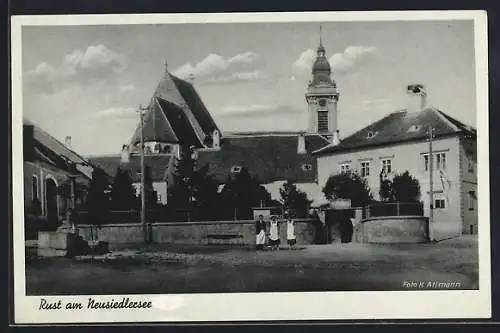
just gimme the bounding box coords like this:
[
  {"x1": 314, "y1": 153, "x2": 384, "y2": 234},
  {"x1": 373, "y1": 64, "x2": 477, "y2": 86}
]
[
  {"x1": 325, "y1": 209, "x2": 355, "y2": 243},
  {"x1": 45, "y1": 178, "x2": 59, "y2": 228}
]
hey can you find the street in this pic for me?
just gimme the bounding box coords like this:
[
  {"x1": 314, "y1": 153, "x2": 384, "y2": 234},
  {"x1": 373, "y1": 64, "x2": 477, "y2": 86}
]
[{"x1": 26, "y1": 236, "x2": 478, "y2": 295}]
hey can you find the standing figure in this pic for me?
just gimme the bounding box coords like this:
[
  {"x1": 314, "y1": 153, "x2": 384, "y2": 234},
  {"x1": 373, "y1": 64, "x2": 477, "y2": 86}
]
[
  {"x1": 255, "y1": 214, "x2": 266, "y2": 251},
  {"x1": 269, "y1": 216, "x2": 280, "y2": 251},
  {"x1": 286, "y1": 215, "x2": 297, "y2": 249}
]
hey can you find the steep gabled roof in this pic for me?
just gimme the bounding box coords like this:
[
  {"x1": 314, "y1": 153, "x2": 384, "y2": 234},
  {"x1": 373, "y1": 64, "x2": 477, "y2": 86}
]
[
  {"x1": 23, "y1": 118, "x2": 93, "y2": 179},
  {"x1": 129, "y1": 71, "x2": 219, "y2": 148},
  {"x1": 196, "y1": 133, "x2": 329, "y2": 184},
  {"x1": 87, "y1": 154, "x2": 173, "y2": 183},
  {"x1": 314, "y1": 108, "x2": 476, "y2": 156},
  {"x1": 171, "y1": 75, "x2": 220, "y2": 142},
  {"x1": 130, "y1": 97, "x2": 179, "y2": 146},
  {"x1": 157, "y1": 97, "x2": 203, "y2": 148}
]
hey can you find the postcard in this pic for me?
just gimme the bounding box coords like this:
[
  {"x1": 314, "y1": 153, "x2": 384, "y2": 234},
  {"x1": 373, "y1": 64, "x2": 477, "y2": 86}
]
[{"x1": 11, "y1": 10, "x2": 490, "y2": 323}]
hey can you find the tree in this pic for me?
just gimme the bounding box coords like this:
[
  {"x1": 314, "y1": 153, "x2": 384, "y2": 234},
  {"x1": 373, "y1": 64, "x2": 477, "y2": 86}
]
[
  {"x1": 111, "y1": 167, "x2": 137, "y2": 210},
  {"x1": 322, "y1": 170, "x2": 373, "y2": 207},
  {"x1": 167, "y1": 146, "x2": 194, "y2": 211},
  {"x1": 391, "y1": 171, "x2": 421, "y2": 202},
  {"x1": 379, "y1": 178, "x2": 394, "y2": 202},
  {"x1": 219, "y1": 167, "x2": 273, "y2": 220},
  {"x1": 191, "y1": 164, "x2": 221, "y2": 220},
  {"x1": 86, "y1": 168, "x2": 111, "y2": 241},
  {"x1": 280, "y1": 180, "x2": 312, "y2": 217}
]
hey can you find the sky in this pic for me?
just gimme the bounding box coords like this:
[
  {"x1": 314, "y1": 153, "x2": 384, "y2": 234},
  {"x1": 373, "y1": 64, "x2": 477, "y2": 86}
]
[{"x1": 21, "y1": 20, "x2": 476, "y2": 156}]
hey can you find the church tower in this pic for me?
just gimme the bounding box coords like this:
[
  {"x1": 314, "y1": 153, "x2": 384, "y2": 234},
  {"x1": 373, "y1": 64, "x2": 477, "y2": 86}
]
[{"x1": 305, "y1": 27, "x2": 339, "y2": 140}]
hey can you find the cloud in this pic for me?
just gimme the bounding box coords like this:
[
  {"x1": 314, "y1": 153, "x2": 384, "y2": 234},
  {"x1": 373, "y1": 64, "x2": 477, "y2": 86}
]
[
  {"x1": 362, "y1": 97, "x2": 393, "y2": 108},
  {"x1": 119, "y1": 84, "x2": 136, "y2": 92},
  {"x1": 292, "y1": 45, "x2": 378, "y2": 76},
  {"x1": 217, "y1": 104, "x2": 302, "y2": 119},
  {"x1": 25, "y1": 44, "x2": 127, "y2": 94},
  {"x1": 172, "y1": 52, "x2": 262, "y2": 85},
  {"x1": 201, "y1": 71, "x2": 267, "y2": 85},
  {"x1": 96, "y1": 107, "x2": 137, "y2": 119},
  {"x1": 293, "y1": 49, "x2": 316, "y2": 72},
  {"x1": 329, "y1": 46, "x2": 378, "y2": 74}
]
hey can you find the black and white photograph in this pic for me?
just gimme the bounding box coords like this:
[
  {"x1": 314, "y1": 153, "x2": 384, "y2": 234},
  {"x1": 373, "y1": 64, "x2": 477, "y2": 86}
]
[{"x1": 11, "y1": 11, "x2": 490, "y2": 323}]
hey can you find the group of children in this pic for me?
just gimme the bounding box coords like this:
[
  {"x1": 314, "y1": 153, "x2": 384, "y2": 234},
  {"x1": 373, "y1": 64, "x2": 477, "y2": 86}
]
[{"x1": 255, "y1": 214, "x2": 297, "y2": 251}]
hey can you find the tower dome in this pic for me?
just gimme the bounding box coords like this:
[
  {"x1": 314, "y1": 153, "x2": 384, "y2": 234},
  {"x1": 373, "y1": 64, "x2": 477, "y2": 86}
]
[
  {"x1": 310, "y1": 43, "x2": 333, "y2": 86},
  {"x1": 312, "y1": 53, "x2": 331, "y2": 73}
]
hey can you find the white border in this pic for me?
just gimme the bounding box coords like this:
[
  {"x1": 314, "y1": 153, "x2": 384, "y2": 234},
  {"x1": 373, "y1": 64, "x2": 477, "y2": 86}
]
[{"x1": 11, "y1": 11, "x2": 490, "y2": 323}]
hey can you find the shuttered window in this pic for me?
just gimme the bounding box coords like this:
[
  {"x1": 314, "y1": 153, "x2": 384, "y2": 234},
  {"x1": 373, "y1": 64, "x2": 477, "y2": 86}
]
[{"x1": 317, "y1": 111, "x2": 329, "y2": 132}]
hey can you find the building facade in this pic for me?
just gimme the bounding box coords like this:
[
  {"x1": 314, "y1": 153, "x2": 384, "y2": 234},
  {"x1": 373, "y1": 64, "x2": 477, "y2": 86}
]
[
  {"x1": 23, "y1": 118, "x2": 93, "y2": 227},
  {"x1": 314, "y1": 108, "x2": 477, "y2": 241}
]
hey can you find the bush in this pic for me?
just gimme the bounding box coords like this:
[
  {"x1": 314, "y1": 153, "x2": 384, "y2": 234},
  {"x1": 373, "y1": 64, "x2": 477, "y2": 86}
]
[
  {"x1": 392, "y1": 171, "x2": 421, "y2": 202},
  {"x1": 322, "y1": 170, "x2": 373, "y2": 207}
]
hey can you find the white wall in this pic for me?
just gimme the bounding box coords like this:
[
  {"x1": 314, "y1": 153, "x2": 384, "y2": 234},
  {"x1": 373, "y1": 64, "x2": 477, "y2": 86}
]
[
  {"x1": 317, "y1": 136, "x2": 463, "y2": 240},
  {"x1": 132, "y1": 181, "x2": 168, "y2": 205}
]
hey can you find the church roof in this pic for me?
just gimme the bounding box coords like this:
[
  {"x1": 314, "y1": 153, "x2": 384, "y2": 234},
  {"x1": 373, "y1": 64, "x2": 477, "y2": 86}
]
[
  {"x1": 87, "y1": 155, "x2": 173, "y2": 182},
  {"x1": 129, "y1": 71, "x2": 219, "y2": 149},
  {"x1": 313, "y1": 108, "x2": 476, "y2": 156},
  {"x1": 196, "y1": 133, "x2": 330, "y2": 184}
]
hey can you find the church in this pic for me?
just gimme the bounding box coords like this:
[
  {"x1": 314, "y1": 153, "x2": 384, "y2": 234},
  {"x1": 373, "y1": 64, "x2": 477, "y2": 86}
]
[
  {"x1": 88, "y1": 38, "x2": 339, "y2": 205},
  {"x1": 88, "y1": 35, "x2": 477, "y2": 240}
]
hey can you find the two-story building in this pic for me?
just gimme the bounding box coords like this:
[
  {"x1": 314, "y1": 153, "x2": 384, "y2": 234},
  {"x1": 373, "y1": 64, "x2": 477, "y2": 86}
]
[{"x1": 313, "y1": 107, "x2": 477, "y2": 241}]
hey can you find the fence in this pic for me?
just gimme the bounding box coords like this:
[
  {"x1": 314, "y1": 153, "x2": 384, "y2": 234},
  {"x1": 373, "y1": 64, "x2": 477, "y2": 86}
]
[{"x1": 362, "y1": 202, "x2": 424, "y2": 219}]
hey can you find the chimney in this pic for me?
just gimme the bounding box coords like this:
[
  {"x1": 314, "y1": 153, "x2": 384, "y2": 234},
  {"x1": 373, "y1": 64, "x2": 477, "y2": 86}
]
[
  {"x1": 65, "y1": 136, "x2": 72, "y2": 149},
  {"x1": 406, "y1": 84, "x2": 427, "y2": 111},
  {"x1": 297, "y1": 131, "x2": 306, "y2": 154},
  {"x1": 332, "y1": 130, "x2": 341, "y2": 146},
  {"x1": 121, "y1": 144, "x2": 130, "y2": 164}
]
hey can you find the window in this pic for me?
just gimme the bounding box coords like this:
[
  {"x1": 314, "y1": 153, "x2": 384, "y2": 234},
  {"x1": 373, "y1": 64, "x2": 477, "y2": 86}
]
[
  {"x1": 157, "y1": 193, "x2": 162, "y2": 203},
  {"x1": 317, "y1": 111, "x2": 329, "y2": 132},
  {"x1": 434, "y1": 199, "x2": 446, "y2": 209},
  {"x1": 422, "y1": 152, "x2": 446, "y2": 171},
  {"x1": 468, "y1": 190, "x2": 476, "y2": 211},
  {"x1": 32, "y1": 175, "x2": 39, "y2": 200},
  {"x1": 436, "y1": 152, "x2": 446, "y2": 170},
  {"x1": 468, "y1": 160, "x2": 474, "y2": 173},
  {"x1": 466, "y1": 151, "x2": 475, "y2": 173},
  {"x1": 361, "y1": 161, "x2": 370, "y2": 177},
  {"x1": 381, "y1": 159, "x2": 392, "y2": 174},
  {"x1": 407, "y1": 125, "x2": 421, "y2": 133},
  {"x1": 339, "y1": 163, "x2": 350, "y2": 174},
  {"x1": 367, "y1": 131, "x2": 374, "y2": 138},
  {"x1": 423, "y1": 154, "x2": 429, "y2": 172},
  {"x1": 318, "y1": 99, "x2": 327, "y2": 107}
]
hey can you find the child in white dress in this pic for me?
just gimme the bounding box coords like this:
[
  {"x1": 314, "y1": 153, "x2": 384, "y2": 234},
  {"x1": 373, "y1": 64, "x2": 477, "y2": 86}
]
[
  {"x1": 268, "y1": 216, "x2": 280, "y2": 251},
  {"x1": 286, "y1": 217, "x2": 296, "y2": 249}
]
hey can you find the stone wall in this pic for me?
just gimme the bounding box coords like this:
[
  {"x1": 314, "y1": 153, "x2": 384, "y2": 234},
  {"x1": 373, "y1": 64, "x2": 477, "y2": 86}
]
[
  {"x1": 77, "y1": 219, "x2": 318, "y2": 246},
  {"x1": 355, "y1": 216, "x2": 430, "y2": 244}
]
